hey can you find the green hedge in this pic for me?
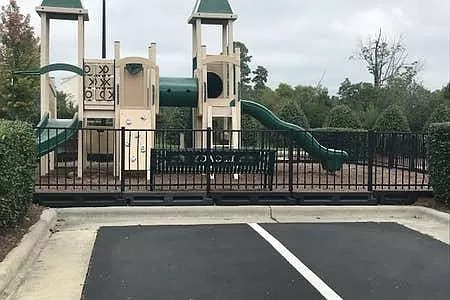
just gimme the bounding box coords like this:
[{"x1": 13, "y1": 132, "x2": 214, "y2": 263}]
[
  {"x1": 312, "y1": 128, "x2": 368, "y2": 162},
  {"x1": 427, "y1": 122, "x2": 450, "y2": 207},
  {"x1": 425, "y1": 104, "x2": 450, "y2": 130},
  {"x1": 0, "y1": 120, "x2": 36, "y2": 228}
]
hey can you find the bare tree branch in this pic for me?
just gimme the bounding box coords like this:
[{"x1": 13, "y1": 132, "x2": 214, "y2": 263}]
[{"x1": 351, "y1": 29, "x2": 421, "y2": 89}]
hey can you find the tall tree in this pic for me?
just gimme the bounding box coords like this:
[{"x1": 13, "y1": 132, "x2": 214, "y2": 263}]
[
  {"x1": 337, "y1": 78, "x2": 377, "y2": 111},
  {"x1": 275, "y1": 83, "x2": 295, "y2": 100},
  {"x1": 292, "y1": 85, "x2": 333, "y2": 128},
  {"x1": 233, "y1": 41, "x2": 252, "y2": 90},
  {"x1": 56, "y1": 91, "x2": 77, "y2": 119},
  {"x1": 0, "y1": 0, "x2": 40, "y2": 123},
  {"x1": 252, "y1": 65, "x2": 268, "y2": 90},
  {"x1": 353, "y1": 29, "x2": 420, "y2": 89}
]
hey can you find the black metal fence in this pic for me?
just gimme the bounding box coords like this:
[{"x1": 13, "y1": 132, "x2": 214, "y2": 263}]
[{"x1": 35, "y1": 128, "x2": 431, "y2": 194}]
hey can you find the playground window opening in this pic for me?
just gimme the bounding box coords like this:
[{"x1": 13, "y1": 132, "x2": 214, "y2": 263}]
[{"x1": 203, "y1": 25, "x2": 224, "y2": 55}]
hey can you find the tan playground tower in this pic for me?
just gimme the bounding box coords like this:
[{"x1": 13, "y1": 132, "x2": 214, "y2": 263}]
[
  {"x1": 36, "y1": 0, "x2": 88, "y2": 177},
  {"x1": 190, "y1": 0, "x2": 242, "y2": 148},
  {"x1": 36, "y1": 0, "x2": 242, "y2": 179}
]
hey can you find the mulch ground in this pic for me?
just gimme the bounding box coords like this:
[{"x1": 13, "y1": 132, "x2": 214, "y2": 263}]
[
  {"x1": 0, "y1": 205, "x2": 45, "y2": 262},
  {"x1": 36, "y1": 162, "x2": 429, "y2": 193}
]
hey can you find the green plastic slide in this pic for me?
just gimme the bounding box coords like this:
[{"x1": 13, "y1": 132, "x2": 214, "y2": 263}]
[
  {"x1": 240, "y1": 100, "x2": 348, "y2": 172},
  {"x1": 36, "y1": 113, "x2": 80, "y2": 157}
]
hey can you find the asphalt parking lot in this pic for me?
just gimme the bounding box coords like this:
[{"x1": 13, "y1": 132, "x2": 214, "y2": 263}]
[{"x1": 81, "y1": 222, "x2": 450, "y2": 300}]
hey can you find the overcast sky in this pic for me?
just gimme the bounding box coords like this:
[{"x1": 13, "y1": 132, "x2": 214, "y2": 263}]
[{"x1": 4, "y1": 0, "x2": 450, "y2": 94}]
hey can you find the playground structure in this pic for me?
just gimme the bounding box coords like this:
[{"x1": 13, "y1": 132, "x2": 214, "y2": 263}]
[
  {"x1": 34, "y1": 0, "x2": 348, "y2": 181},
  {"x1": 28, "y1": 0, "x2": 432, "y2": 206}
]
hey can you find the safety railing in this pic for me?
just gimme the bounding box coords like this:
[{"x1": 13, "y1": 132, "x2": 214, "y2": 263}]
[{"x1": 35, "y1": 128, "x2": 431, "y2": 193}]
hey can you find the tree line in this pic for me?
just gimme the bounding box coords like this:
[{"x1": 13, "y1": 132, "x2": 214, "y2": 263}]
[
  {"x1": 1, "y1": 1, "x2": 449, "y2": 134},
  {"x1": 237, "y1": 30, "x2": 449, "y2": 133}
]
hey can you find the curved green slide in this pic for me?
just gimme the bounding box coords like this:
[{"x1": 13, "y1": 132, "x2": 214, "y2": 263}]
[
  {"x1": 240, "y1": 100, "x2": 348, "y2": 172},
  {"x1": 36, "y1": 113, "x2": 80, "y2": 157}
]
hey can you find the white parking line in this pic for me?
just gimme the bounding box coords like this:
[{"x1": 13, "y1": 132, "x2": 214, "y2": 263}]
[{"x1": 249, "y1": 223, "x2": 343, "y2": 300}]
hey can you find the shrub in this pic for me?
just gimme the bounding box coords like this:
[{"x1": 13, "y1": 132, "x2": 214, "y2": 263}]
[
  {"x1": 323, "y1": 105, "x2": 361, "y2": 129},
  {"x1": 425, "y1": 104, "x2": 450, "y2": 130},
  {"x1": 0, "y1": 119, "x2": 36, "y2": 228},
  {"x1": 427, "y1": 122, "x2": 450, "y2": 207},
  {"x1": 241, "y1": 114, "x2": 264, "y2": 147},
  {"x1": 373, "y1": 104, "x2": 410, "y2": 132},
  {"x1": 312, "y1": 128, "x2": 368, "y2": 162},
  {"x1": 278, "y1": 100, "x2": 310, "y2": 129}
]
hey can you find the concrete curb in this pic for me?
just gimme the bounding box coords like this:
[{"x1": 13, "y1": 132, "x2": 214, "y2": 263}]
[
  {"x1": 271, "y1": 206, "x2": 450, "y2": 222},
  {"x1": 0, "y1": 209, "x2": 57, "y2": 295},
  {"x1": 411, "y1": 206, "x2": 450, "y2": 225},
  {"x1": 56, "y1": 205, "x2": 449, "y2": 224},
  {"x1": 57, "y1": 206, "x2": 272, "y2": 220}
]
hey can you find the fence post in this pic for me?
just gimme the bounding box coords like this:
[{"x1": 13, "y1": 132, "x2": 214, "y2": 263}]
[
  {"x1": 120, "y1": 127, "x2": 126, "y2": 193},
  {"x1": 206, "y1": 127, "x2": 212, "y2": 195},
  {"x1": 288, "y1": 130, "x2": 294, "y2": 193},
  {"x1": 367, "y1": 130, "x2": 374, "y2": 192}
]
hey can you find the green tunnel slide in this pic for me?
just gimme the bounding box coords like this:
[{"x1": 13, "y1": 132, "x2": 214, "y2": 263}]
[{"x1": 239, "y1": 100, "x2": 348, "y2": 172}]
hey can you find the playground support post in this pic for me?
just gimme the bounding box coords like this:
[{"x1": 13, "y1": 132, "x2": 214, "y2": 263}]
[
  {"x1": 120, "y1": 127, "x2": 126, "y2": 192},
  {"x1": 288, "y1": 130, "x2": 294, "y2": 193},
  {"x1": 77, "y1": 14, "x2": 85, "y2": 179},
  {"x1": 206, "y1": 127, "x2": 212, "y2": 194},
  {"x1": 40, "y1": 13, "x2": 49, "y2": 118},
  {"x1": 102, "y1": 0, "x2": 106, "y2": 59},
  {"x1": 40, "y1": 13, "x2": 50, "y2": 177}
]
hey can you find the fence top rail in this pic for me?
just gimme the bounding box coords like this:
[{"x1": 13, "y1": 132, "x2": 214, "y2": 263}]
[
  {"x1": 373, "y1": 131, "x2": 428, "y2": 135},
  {"x1": 32, "y1": 127, "x2": 430, "y2": 138}
]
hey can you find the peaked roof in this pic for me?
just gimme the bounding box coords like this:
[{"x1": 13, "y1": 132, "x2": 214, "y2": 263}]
[
  {"x1": 37, "y1": 0, "x2": 88, "y2": 21},
  {"x1": 189, "y1": 0, "x2": 237, "y2": 24},
  {"x1": 195, "y1": 0, "x2": 233, "y2": 14},
  {"x1": 40, "y1": 0, "x2": 84, "y2": 9}
]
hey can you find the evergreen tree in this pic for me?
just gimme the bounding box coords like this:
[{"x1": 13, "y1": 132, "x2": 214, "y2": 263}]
[
  {"x1": 252, "y1": 65, "x2": 268, "y2": 90},
  {"x1": 0, "y1": 0, "x2": 40, "y2": 123},
  {"x1": 278, "y1": 100, "x2": 310, "y2": 129},
  {"x1": 233, "y1": 41, "x2": 252, "y2": 90},
  {"x1": 373, "y1": 104, "x2": 410, "y2": 132},
  {"x1": 324, "y1": 104, "x2": 361, "y2": 129}
]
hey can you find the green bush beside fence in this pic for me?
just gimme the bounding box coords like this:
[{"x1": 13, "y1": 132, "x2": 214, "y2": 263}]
[
  {"x1": 0, "y1": 119, "x2": 36, "y2": 228},
  {"x1": 427, "y1": 122, "x2": 450, "y2": 207}
]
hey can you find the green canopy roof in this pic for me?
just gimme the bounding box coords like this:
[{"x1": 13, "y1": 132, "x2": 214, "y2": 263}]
[
  {"x1": 195, "y1": 0, "x2": 233, "y2": 14},
  {"x1": 40, "y1": 0, "x2": 84, "y2": 9},
  {"x1": 37, "y1": 0, "x2": 88, "y2": 21},
  {"x1": 189, "y1": 0, "x2": 236, "y2": 24}
]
